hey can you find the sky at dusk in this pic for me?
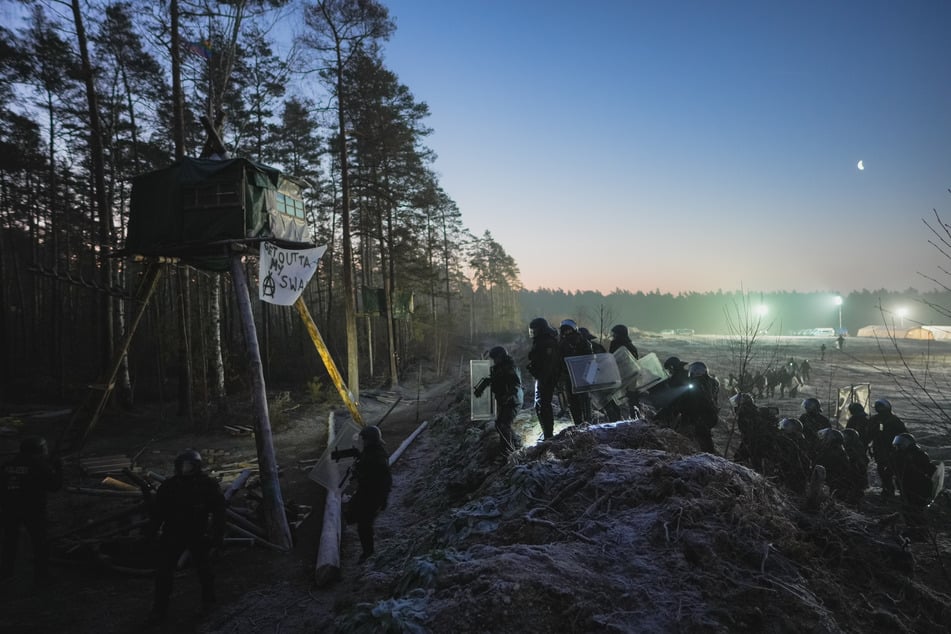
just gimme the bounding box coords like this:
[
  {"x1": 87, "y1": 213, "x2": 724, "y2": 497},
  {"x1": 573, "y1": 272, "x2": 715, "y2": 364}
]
[{"x1": 355, "y1": 0, "x2": 951, "y2": 295}]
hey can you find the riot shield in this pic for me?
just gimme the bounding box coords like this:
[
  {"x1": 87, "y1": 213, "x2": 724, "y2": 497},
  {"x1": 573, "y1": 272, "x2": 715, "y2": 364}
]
[
  {"x1": 563, "y1": 353, "x2": 622, "y2": 394},
  {"x1": 834, "y1": 383, "x2": 871, "y2": 423},
  {"x1": 470, "y1": 360, "x2": 495, "y2": 421},
  {"x1": 632, "y1": 353, "x2": 666, "y2": 391}
]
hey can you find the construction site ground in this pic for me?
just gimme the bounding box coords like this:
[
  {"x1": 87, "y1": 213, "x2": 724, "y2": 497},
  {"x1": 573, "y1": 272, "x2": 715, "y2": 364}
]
[{"x1": 1, "y1": 333, "x2": 950, "y2": 633}]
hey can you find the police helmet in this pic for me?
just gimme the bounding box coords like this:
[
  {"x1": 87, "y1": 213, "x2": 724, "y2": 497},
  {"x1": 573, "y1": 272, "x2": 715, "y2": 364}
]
[
  {"x1": 817, "y1": 427, "x2": 844, "y2": 447},
  {"x1": 19, "y1": 436, "x2": 48, "y2": 456},
  {"x1": 847, "y1": 402, "x2": 865, "y2": 416},
  {"x1": 801, "y1": 398, "x2": 821, "y2": 415},
  {"x1": 688, "y1": 361, "x2": 708, "y2": 378},
  {"x1": 664, "y1": 356, "x2": 686, "y2": 373},
  {"x1": 873, "y1": 398, "x2": 892, "y2": 414},
  {"x1": 560, "y1": 319, "x2": 578, "y2": 332},
  {"x1": 529, "y1": 317, "x2": 550, "y2": 337},
  {"x1": 778, "y1": 418, "x2": 803, "y2": 435},
  {"x1": 729, "y1": 392, "x2": 754, "y2": 410},
  {"x1": 360, "y1": 425, "x2": 383, "y2": 446},
  {"x1": 174, "y1": 449, "x2": 203, "y2": 476},
  {"x1": 842, "y1": 428, "x2": 862, "y2": 446},
  {"x1": 892, "y1": 432, "x2": 916, "y2": 452},
  {"x1": 488, "y1": 346, "x2": 507, "y2": 362},
  {"x1": 610, "y1": 324, "x2": 628, "y2": 338}
]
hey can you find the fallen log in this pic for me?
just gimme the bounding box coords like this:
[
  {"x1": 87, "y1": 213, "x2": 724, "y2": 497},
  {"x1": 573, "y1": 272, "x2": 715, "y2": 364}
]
[
  {"x1": 67, "y1": 486, "x2": 141, "y2": 498},
  {"x1": 51, "y1": 503, "x2": 146, "y2": 540},
  {"x1": 223, "y1": 468, "x2": 253, "y2": 502},
  {"x1": 226, "y1": 508, "x2": 267, "y2": 538},
  {"x1": 101, "y1": 476, "x2": 138, "y2": 492},
  {"x1": 225, "y1": 521, "x2": 286, "y2": 552}
]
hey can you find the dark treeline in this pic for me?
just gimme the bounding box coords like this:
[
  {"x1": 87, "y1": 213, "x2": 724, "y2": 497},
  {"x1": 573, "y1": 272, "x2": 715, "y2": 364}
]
[
  {"x1": 521, "y1": 288, "x2": 950, "y2": 337},
  {"x1": 0, "y1": 0, "x2": 521, "y2": 414}
]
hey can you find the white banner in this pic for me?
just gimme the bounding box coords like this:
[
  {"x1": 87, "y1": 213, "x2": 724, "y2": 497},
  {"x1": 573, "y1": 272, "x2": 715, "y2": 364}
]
[{"x1": 258, "y1": 242, "x2": 327, "y2": 306}]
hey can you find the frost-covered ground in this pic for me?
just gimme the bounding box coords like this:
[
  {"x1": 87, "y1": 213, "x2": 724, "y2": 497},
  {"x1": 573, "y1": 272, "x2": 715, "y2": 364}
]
[{"x1": 5, "y1": 334, "x2": 948, "y2": 633}]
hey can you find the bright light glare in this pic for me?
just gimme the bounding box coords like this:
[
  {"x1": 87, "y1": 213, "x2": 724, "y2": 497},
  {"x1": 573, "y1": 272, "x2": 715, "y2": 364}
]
[
  {"x1": 755, "y1": 305, "x2": 768, "y2": 317},
  {"x1": 896, "y1": 306, "x2": 909, "y2": 318},
  {"x1": 833, "y1": 296, "x2": 843, "y2": 306}
]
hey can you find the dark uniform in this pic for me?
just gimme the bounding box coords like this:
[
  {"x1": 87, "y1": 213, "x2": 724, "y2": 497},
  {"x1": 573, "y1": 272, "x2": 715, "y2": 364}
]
[
  {"x1": 149, "y1": 450, "x2": 225, "y2": 623},
  {"x1": 732, "y1": 395, "x2": 776, "y2": 474},
  {"x1": 608, "y1": 325, "x2": 639, "y2": 360},
  {"x1": 774, "y1": 419, "x2": 812, "y2": 495},
  {"x1": 814, "y1": 429, "x2": 854, "y2": 502},
  {"x1": 842, "y1": 428, "x2": 870, "y2": 496},
  {"x1": 0, "y1": 436, "x2": 62, "y2": 584},
  {"x1": 349, "y1": 426, "x2": 392, "y2": 562},
  {"x1": 845, "y1": 404, "x2": 873, "y2": 448},
  {"x1": 527, "y1": 318, "x2": 561, "y2": 439},
  {"x1": 671, "y1": 362, "x2": 718, "y2": 454},
  {"x1": 869, "y1": 399, "x2": 907, "y2": 497},
  {"x1": 607, "y1": 325, "x2": 640, "y2": 421},
  {"x1": 891, "y1": 433, "x2": 937, "y2": 533},
  {"x1": 799, "y1": 398, "x2": 830, "y2": 452},
  {"x1": 557, "y1": 320, "x2": 593, "y2": 425},
  {"x1": 476, "y1": 346, "x2": 523, "y2": 453}
]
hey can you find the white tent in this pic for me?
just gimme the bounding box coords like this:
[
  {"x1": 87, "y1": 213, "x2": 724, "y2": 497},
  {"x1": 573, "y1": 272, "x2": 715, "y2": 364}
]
[
  {"x1": 907, "y1": 325, "x2": 951, "y2": 341},
  {"x1": 856, "y1": 325, "x2": 907, "y2": 338}
]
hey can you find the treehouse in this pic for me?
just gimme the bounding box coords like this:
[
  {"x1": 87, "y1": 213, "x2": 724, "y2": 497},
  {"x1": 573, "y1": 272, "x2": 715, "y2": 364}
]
[{"x1": 125, "y1": 156, "x2": 313, "y2": 269}]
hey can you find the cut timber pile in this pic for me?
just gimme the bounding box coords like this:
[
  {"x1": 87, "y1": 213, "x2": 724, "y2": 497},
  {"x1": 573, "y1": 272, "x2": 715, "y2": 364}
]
[
  {"x1": 78, "y1": 454, "x2": 135, "y2": 476},
  {"x1": 53, "y1": 456, "x2": 311, "y2": 572}
]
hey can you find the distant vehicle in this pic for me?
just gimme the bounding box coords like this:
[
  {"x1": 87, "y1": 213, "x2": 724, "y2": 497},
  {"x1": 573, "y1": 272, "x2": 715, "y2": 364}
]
[
  {"x1": 675, "y1": 328, "x2": 695, "y2": 336},
  {"x1": 792, "y1": 328, "x2": 836, "y2": 337}
]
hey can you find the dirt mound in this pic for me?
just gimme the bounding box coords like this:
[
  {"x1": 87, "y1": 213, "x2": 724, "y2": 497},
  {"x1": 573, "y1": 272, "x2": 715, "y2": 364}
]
[{"x1": 336, "y1": 407, "x2": 951, "y2": 633}]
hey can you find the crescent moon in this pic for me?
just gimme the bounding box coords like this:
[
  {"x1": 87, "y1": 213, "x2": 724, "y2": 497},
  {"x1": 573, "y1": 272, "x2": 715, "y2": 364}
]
[{"x1": 857, "y1": 160, "x2": 864, "y2": 171}]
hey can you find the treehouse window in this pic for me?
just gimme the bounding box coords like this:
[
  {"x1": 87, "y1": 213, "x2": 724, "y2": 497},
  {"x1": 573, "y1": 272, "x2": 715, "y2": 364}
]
[{"x1": 276, "y1": 191, "x2": 306, "y2": 220}]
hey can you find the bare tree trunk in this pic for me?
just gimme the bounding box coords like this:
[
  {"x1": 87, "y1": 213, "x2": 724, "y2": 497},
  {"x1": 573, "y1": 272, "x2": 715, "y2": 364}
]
[
  {"x1": 335, "y1": 56, "x2": 359, "y2": 401},
  {"x1": 210, "y1": 275, "x2": 228, "y2": 413},
  {"x1": 177, "y1": 267, "x2": 194, "y2": 423},
  {"x1": 383, "y1": 206, "x2": 398, "y2": 386}
]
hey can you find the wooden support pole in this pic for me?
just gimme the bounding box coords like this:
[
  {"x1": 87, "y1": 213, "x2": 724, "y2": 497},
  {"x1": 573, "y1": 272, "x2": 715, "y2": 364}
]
[
  {"x1": 294, "y1": 297, "x2": 363, "y2": 426},
  {"x1": 230, "y1": 254, "x2": 293, "y2": 551},
  {"x1": 315, "y1": 412, "x2": 341, "y2": 586},
  {"x1": 60, "y1": 261, "x2": 163, "y2": 452}
]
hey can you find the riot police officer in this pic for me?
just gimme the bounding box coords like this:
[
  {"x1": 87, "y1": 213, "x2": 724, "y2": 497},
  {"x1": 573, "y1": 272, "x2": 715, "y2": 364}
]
[
  {"x1": 0, "y1": 436, "x2": 62, "y2": 585},
  {"x1": 475, "y1": 346, "x2": 523, "y2": 453},
  {"x1": 670, "y1": 361, "x2": 718, "y2": 453},
  {"x1": 870, "y1": 399, "x2": 907, "y2": 498},
  {"x1": 845, "y1": 402, "x2": 873, "y2": 448},
  {"x1": 147, "y1": 450, "x2": 225, "y2": 624},
  {"x1": 347, "y1": 426, "x2": 392, "y2": 562},
  {"x1": 800, "y1": 398, "x2": 830, "y2": 450},
  {"x1": 891, "y1": 433, "x2": 937, "y2": 534},
  {"x1": 527, "y1": 317, "x2": 560, "y2": 439},
  {"x1": 814, "y1": 428, "x2": 855, "y2": 502},
  {"x1": 558, "y1": 319, "x2": 593, "y2": 425},
  {"x1": 774, "y1": 418, "x2": 811, "y2": 495},
  {"x1": 609, "y1": 324, "x2": 639, "y2": 360}
]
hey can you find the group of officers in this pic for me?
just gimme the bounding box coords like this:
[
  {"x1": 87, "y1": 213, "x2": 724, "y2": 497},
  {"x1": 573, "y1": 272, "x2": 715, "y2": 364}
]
[
  {"x1": 731, "y1": 394, "x2": 939, "y2": 532},
  {"x1": 475, "y1": 316, "x2": 941, "y2": 536}
]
